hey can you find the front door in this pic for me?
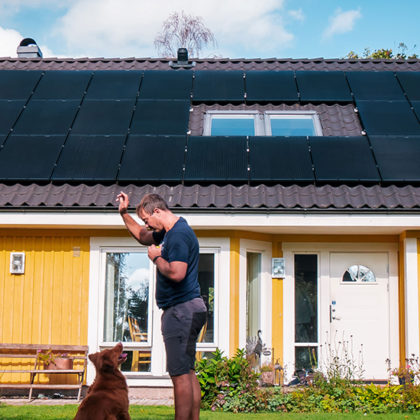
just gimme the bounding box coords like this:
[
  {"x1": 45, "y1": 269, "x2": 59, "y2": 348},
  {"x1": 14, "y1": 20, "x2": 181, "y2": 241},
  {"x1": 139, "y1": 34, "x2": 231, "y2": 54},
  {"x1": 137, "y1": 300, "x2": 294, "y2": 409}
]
[{"x1": 329, "y1": 252, "x2": 390, "y2": 380}]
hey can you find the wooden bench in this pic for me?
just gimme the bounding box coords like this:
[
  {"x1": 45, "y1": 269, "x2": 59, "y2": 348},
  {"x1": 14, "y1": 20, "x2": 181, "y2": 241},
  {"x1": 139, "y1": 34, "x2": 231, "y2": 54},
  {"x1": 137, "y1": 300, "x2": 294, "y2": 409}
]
[{"x1": 0, "y1": 344, "x2": 88, "y2": 401}]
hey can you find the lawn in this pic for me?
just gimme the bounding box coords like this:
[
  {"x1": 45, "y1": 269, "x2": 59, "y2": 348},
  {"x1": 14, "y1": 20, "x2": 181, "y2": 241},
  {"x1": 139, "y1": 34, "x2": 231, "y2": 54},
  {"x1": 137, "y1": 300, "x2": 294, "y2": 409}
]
[{"x1": 1, "y1": 405, "x2": 420, "y2": 420}]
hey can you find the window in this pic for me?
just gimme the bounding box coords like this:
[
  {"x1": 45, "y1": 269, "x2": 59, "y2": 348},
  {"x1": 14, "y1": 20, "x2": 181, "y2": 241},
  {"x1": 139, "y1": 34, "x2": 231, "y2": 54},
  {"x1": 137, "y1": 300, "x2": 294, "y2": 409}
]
[
  {"x1": 342, "y1": 265, "x2": 376, "y2": 283},
  {"x1": 204, "y1": 111, "x2": 322, "y2": 136}
]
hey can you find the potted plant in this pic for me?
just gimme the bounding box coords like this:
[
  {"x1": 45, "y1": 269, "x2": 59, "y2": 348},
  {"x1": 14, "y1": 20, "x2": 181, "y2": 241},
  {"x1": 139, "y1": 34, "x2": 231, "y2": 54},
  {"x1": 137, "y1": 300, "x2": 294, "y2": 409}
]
[
  {"x1": 259, "y1": 363, "x2": 275, "y2": 385},
  {"x1": 390, "y1": 363, "x2": 416, "y2": 385},
  {"x1": 36, "y1": 349, "x2": 73, "y2": 370}
]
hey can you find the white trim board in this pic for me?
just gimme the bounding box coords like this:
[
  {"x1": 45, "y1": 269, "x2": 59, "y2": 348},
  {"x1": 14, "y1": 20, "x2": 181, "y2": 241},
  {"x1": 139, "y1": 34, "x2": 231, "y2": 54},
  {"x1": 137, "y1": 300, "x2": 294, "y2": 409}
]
[{"x1": 1, "y1": 212, "x2": 420, "y2": 234}]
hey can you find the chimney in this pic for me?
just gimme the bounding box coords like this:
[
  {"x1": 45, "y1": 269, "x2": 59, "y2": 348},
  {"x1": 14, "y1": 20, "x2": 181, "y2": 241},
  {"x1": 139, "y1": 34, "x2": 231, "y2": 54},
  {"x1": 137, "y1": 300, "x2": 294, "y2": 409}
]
[
  {"x1": 17, "y1": 38, "x2": 43, "y2": 58},
  {"x1": 169, "y1": 48, "x2": 195, "y2": 69}
]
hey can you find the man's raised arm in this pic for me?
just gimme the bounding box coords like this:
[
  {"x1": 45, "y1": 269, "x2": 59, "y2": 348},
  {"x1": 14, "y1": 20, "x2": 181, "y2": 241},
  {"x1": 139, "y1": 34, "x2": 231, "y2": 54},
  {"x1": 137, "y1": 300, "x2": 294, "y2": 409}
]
[{"x1": 116, "y1": 192, "x2": 156, "y2": 246}]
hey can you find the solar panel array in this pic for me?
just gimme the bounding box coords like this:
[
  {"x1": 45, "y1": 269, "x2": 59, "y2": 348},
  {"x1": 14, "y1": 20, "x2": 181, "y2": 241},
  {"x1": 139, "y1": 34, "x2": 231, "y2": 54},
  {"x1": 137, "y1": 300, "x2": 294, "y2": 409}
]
[{"x1": 0, "y1": 69, "x2": 418, "y2": 183}]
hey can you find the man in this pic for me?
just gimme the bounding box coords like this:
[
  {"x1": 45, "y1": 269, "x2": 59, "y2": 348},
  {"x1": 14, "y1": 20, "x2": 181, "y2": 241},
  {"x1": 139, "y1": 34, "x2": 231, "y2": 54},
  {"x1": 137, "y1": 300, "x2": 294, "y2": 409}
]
[{"x1": 117, "y1": 191, "x2": 207, "y2": 420}]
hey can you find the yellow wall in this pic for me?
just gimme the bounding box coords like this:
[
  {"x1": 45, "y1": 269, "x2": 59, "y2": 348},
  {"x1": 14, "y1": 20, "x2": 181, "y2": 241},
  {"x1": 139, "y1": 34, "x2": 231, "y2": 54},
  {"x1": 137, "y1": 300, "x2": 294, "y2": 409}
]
[{"x1": 0, "y1": 232, "x2": 90, "y2": 383}]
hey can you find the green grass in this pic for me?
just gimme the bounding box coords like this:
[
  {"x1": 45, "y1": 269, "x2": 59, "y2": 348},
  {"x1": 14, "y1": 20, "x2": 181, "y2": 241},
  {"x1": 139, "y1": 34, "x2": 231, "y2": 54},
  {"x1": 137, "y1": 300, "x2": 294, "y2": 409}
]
[{"x1": 1, "y1": 405, "x2": 420, "y2": 420}]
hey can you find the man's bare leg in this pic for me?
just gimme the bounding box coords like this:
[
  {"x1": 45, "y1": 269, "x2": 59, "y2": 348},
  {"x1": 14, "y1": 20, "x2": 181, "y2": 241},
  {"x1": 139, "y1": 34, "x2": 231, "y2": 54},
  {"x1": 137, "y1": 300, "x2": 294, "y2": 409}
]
[
  {"x1": 190, "y1": 370, "x2": 201, "y2": 420},
  {"x1": 172, "y1": 373, "x2": 193, "y2": 420}
]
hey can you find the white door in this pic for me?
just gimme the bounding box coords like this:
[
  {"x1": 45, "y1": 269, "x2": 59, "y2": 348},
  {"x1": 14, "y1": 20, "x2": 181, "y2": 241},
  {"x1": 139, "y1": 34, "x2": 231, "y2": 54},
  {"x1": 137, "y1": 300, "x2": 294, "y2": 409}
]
[{"x1": 329, "y1": 252, "x2": 390, "y2": 380}]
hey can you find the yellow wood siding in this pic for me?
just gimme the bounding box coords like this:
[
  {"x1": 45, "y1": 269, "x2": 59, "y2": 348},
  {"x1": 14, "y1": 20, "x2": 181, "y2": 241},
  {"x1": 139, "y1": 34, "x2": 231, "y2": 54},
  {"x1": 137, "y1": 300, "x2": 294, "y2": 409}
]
[
  {"x1": 271, "y1": 241, "x2": 283, "y2": 368},
  {"x1": 0, "y1": 234, "x2": 90, "y2": 384},
  {"x1": 229, "y1": 237, "x2": 240, "y2": 357}
]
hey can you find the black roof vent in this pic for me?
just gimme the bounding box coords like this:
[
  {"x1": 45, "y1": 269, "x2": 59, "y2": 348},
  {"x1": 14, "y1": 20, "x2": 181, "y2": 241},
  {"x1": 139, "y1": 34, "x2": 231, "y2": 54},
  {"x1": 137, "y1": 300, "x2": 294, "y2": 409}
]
[
  {"x1": 17, "y1": 38, "x2": 43, "y2": 58},
  {"x1": 169, "y1": 48, "x2": 195, "y2": 69}
]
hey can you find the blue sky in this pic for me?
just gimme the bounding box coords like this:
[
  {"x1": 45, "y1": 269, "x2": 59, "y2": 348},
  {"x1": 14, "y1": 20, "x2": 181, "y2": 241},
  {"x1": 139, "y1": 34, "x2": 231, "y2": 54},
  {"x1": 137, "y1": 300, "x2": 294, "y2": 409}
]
[{"x1": 0, "y1": 0, "x2": 418, "y2": 59}]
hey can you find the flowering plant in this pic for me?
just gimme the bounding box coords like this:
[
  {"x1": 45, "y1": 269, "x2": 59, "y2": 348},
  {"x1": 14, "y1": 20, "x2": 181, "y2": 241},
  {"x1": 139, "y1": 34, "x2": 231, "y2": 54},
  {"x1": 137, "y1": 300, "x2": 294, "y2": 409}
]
[
  {"x1": 389, "y1": 355, "x2": 419, "y2": 383},
  {"x1": 36, "y1": 349, "x2": 69, "y2": 366}
]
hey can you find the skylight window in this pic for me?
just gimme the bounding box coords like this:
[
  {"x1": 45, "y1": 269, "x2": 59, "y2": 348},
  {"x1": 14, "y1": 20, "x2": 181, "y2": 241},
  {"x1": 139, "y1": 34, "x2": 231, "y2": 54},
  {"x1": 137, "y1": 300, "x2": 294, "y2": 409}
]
[{"x1": 204, "y1": 111, "x2": 322, "y2": 136}]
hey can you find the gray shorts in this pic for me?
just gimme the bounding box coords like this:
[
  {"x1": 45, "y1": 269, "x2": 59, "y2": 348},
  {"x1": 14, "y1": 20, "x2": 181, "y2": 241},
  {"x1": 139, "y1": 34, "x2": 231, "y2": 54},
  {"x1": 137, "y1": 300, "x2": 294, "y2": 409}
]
[{"x1": 161, "y1": 297, "x2": 207, "y2": 377}]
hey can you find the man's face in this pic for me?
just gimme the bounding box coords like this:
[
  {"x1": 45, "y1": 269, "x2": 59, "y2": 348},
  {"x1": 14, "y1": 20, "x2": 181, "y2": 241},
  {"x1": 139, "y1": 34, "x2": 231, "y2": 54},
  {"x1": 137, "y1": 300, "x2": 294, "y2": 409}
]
[{"x1": 138, "y1": 208, "x2": 163, "y2": 231}]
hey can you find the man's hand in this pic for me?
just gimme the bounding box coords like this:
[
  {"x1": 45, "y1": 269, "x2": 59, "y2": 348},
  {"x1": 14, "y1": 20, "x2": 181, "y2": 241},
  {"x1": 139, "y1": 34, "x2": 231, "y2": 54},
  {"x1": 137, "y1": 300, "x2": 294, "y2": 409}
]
[
  {"x1": 116, "y1": 191, "x2": 129, "y2": 215},
  {"x1": 148, "y1": 245, "x2": 161, "y2": 262}
]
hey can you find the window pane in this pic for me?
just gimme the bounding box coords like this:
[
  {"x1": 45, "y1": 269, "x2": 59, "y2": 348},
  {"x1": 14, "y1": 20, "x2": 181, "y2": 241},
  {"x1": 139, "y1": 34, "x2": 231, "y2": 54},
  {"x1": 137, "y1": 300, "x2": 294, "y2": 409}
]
[
  {"x1": 295, "y1": 254, "x2": 317, "y2": 343},
  {"x1": 120, "y1": 350, "x2": 151, "y2": 373},
  {"x1": 343, "y1": 265, "x2": 376, "y2": 282},
  {"x1": 295, "y1": 346, "x2": 318, "y2": 371},
  {"x1": 198, "y1": 254, "x2": 214, "y2": 343},
  {"x1": 211, "y1": 117, "x2": 255, "y2": 135},
  {"x1": 104, "y1": 252, "x2": 151, "y2": 343},
  {"x1": 247, "y1": 252, "x2": 261, "y2": 339},
  {"x1": 270, "y1": 117, "x2": 315, "y2": 136}
]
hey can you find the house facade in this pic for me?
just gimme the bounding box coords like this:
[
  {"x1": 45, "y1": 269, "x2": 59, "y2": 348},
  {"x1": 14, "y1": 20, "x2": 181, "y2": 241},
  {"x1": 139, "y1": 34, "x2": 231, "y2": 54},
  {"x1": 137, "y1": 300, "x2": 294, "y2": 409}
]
[{"x1": 0, "y1": 52, "x2": 419, "y2": 387}]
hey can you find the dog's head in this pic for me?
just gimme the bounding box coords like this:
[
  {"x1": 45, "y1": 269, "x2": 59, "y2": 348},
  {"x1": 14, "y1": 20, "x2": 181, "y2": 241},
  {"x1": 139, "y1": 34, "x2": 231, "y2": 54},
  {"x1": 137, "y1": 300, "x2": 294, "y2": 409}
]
[{"x1": 89, "y1": 342, "x2": 127, "y2": 373}]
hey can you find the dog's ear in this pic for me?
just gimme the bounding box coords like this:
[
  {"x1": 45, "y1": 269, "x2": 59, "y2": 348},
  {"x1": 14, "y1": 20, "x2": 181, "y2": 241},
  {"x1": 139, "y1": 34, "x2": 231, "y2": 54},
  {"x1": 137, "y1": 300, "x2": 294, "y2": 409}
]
[{"x1": 89, "y1": 353, "x2": 98, "y2": 366}]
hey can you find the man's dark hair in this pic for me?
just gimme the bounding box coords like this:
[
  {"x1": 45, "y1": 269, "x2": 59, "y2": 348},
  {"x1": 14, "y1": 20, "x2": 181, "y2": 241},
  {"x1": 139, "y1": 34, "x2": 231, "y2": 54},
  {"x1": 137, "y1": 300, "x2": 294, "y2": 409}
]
[{"x1": 136, "y1": 193, "x2": 169, "y2": 215}]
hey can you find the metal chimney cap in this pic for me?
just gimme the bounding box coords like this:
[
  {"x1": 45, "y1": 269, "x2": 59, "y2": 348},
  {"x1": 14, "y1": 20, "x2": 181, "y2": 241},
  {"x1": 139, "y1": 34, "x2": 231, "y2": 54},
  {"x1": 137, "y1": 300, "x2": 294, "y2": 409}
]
[
  {"x1": 169, "y1": 48, "x2": 195, "y2": 69},
  {"x1": 177, "y1": 48, "x2": 188, "y2": 63},
  {"x1": 17, "y1": 37, "x2": 43, "y2": 58},
  {"x1": 19, "y1": 38, "x2": 38, "y2": 47}
]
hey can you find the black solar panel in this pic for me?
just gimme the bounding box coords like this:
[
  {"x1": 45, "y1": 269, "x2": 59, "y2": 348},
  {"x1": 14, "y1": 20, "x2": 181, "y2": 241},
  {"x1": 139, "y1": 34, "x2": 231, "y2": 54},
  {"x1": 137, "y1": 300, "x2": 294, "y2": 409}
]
[
  {"x1": 0, "y1": 135, "x2": 65, "y2": 180},
  {"x1": 13, "y1": 100, "x2": 80, "y2": 135},
  {"x1": 245, "y1": 71, "x2": 298, "y2": 102},
  {"x1": 118, "y1": 135, "x2": 186, "y2": 181},
  {"x1": 85, "y1": 71, "x2": 142, "y2": 99},
  {"x1": 52, "y1": 135, "x2": 125, "y2": 181},
  {"x1": 193, "y1": 71, "x2": 245, "y2": 102},
  {"x1": 356, "y1": 100, "x2": 420, "y2": 135},
  {"x1": 411, "y1": 101, "x2": 420, "y2": 121},
  {"x1": 131, "y1": 100, "x2": 190, "y2": 135},
  {"x1": 370, "y1": 136, "x2": 420, "y2": 182},
  {"x1": 184, "y1": 136, "x2": 248, "y2": 181},
  {"x1": 296, "y1": 71, "x2": 352, "y2": 102},
  {"x1": 309, "y1": 136, "x2": 379, "y2": 181},
  {"x1": 346, "y1": 71, "x2": 405, "y2": 100},
  {"x1": 0, "y1": 100, "x2": 25, "y2": 135},
  {"x1": 249, "y1": 137, "x2": 313, "y2": 181},
  {"x1": 139, "y1": 71, "x2": 193, "y2": 99},
  {"x1": 396, "y1": 72, "x2": 420, "y2": 101},
  {"x1": 72, "y1": 100, "x2": 135, "y2": 135},
  {"x1": 32, "y1": 71, "x2": 91, "y2": 100},
  {"x1": 0, "y1": 71, "x2": 42, "y2": 99}
]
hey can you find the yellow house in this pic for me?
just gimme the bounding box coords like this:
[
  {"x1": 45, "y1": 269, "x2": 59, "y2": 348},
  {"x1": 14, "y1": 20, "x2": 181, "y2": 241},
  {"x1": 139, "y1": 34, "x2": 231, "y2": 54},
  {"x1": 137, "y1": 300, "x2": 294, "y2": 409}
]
[{"x1": 1, "y1": 49, "x2": 420, "y2": 390}]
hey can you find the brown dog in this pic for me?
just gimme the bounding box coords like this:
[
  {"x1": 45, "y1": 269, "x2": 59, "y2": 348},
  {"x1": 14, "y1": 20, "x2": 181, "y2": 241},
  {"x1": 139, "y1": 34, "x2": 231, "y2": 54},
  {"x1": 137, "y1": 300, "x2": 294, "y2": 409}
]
[{"x1": 74, "y1": 343, "x2": 130, "y2": 420}]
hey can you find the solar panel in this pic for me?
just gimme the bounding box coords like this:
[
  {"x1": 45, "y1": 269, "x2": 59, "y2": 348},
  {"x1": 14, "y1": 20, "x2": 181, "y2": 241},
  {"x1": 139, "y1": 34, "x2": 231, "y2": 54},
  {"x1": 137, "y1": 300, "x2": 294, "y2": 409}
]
[
  {"x1": 131, "y1": 100, "x2": 190, "y2": 135},
  {"x1": 396, "y1": 72, "x2": 420, "y2": 101},
  {"x1": 72, "y1": 100, "x2": 135, "y2": 135},
  {"x1": 184, "y1": 136, "x2": 248, "y2": 181},
  {"x1": 0, "y1": 70, "x2": 42, "y2": 100},
  {"x1": 118, "y1": 135, "x2": 186, "y2": 181},
  {"x1": 52, "y1": 135, "x2": 125, "y2": 181},
  {"x1": 346, "y1": 71, "x2": 405, "y2": 100},
  {"x1": 32, "y1": 71, "x2": 91, "y2": 100},
  {"x1": 296, "y1": 71, "x2": 352, "y2": 102},
  {"x1": 13, "y1": 100, "x2": 80, "y2": 135},
  {"x1": 193, "y1": 71, "x2": 245, "y2": 102},
  {"x1": 0, "y1": 135, "x2": 65, "y2": 180},
  {"x1": 85, "y1": 71, "x2": 142, "y2": 99},
  {"x1": 245, "y1": 71, "x2": 298, "y2": 102},
  {"x1": 0, "y1": 100, "x2": 25, "y2": 135},
  {"x1": 139, "y1": 71, "x2": 193, "y2": 99},
  {"x1": 249, "y1": 137, "x2": 313, "y2": 181},
  {"x1": 370, "y1": 135, "x2": 420, "y2": 182},
  {"x1": 356, "y1": 100, "x2": 420, "y2": 135},
  {"x1": 309, "y1": 136, "x2": 379, "y2": 181},
  {"x1": 411, "y1": 101, "x2": 420, "y2": 120}
]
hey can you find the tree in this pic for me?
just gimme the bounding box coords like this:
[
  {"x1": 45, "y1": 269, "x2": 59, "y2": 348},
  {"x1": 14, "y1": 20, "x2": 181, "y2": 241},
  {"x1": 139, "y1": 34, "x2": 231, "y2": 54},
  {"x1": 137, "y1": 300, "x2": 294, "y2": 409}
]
[
  {"x1": 345, "y1": 43, "x2": 418, "y2": 59},
  {"x1": 154, "y1": 11, "x2": 216, "y2": 58}
]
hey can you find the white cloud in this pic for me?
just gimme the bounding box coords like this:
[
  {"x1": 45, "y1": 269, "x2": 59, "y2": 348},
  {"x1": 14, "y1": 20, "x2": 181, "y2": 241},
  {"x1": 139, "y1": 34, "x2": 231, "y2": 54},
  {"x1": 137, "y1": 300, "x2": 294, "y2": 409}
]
[
  {"x1": 127, "y1": 268, "x2": 149, "y2": 292},
  {"x1": 323, "y1": 8, "x2": 362, "y2": 39},
  {"x1": 0, "y1": 26, "x2": 23, "y2": 57},
  {"x1": 288, "y1": 8, "x2": 304, "y2": 22},
  {"x1": 53, "y1": 0, "x2": 294, "y2": 58}
]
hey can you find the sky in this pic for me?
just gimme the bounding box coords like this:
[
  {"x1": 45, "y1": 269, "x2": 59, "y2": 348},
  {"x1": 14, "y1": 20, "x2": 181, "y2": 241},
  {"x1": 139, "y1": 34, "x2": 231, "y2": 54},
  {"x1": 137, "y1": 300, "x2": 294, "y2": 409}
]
[{"x1": 0, "y1": 0, "x2": 418, "y2": 60}]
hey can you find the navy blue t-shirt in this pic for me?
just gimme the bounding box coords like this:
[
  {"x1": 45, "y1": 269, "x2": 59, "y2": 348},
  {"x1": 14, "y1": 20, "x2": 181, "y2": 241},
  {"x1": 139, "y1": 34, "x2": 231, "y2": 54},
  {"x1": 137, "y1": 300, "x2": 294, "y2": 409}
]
[{"x1": 152, "y1": 217, "x2": 200, "y2": 309}]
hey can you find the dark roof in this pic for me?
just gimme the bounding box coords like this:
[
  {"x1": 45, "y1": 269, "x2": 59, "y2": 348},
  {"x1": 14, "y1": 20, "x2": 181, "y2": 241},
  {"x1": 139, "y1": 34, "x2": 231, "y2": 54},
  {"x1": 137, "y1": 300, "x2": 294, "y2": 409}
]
[
  {"x1": 0, "y1": 183, "x2": 419, "y2": 211},
  {"x1": 0, "y1": 56, "x2": 420, "y2": 71}
]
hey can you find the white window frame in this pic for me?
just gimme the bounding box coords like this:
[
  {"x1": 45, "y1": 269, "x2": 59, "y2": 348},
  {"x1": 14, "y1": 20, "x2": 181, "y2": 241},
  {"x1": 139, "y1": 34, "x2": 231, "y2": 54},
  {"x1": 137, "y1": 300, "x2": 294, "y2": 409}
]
[
  {"x1": 88, "y1": 236, "x2": 230, "y2": 386},
  {"x1": 264, "y1": 111, "x2": 323, "y2": 136},
  {"x1": 203, "y1": 110, "x2": 322, "y2": 136}
]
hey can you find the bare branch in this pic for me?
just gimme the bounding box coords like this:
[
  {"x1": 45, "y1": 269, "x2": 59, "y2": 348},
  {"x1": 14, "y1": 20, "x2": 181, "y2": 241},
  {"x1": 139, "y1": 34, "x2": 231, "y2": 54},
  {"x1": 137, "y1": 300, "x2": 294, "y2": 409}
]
[{"x1": 154, "y1": 10, "x2": 216, "y2": 58}]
